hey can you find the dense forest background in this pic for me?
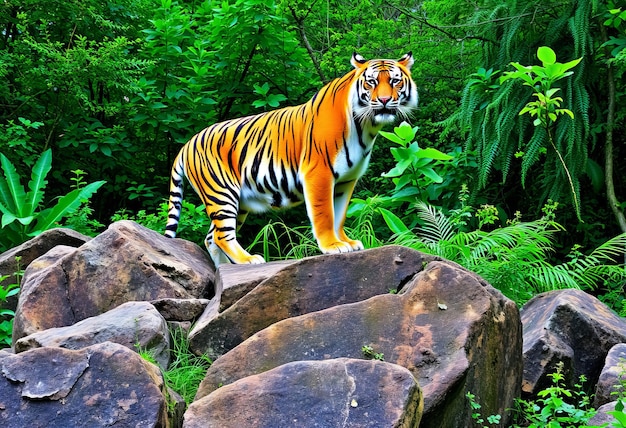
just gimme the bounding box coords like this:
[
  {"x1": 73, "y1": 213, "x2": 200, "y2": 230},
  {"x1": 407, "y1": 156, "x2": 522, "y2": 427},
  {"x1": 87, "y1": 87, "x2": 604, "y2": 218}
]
[{"x1": 2, "y1": 0, "x2": 626, "y2": 284}]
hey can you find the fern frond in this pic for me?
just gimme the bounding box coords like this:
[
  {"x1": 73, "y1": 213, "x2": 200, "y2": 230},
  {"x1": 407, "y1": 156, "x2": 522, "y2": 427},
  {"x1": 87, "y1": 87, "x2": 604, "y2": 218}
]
[
  {"x1": 586, "y1": 233, "x2": 626, "y2": 263},
  {"x1": 520, "y1": 127, "x2": 547, "y2": 186},
  {"x1": 414, "y1": 201, "x2": 456, "y2": 243}
]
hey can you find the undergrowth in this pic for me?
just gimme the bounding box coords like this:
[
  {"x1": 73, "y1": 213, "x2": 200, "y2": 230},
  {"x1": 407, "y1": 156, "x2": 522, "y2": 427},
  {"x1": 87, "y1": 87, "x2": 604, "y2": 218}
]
[{"x1": 137, "y1": 326, "x2": 212, "y2": 411}]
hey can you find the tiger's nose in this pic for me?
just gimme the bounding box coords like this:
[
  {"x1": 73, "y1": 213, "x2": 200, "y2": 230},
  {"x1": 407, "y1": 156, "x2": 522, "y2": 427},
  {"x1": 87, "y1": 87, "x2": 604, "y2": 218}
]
[{"x1": 379, "y1": 96, "x2": 391, "y2": 105}]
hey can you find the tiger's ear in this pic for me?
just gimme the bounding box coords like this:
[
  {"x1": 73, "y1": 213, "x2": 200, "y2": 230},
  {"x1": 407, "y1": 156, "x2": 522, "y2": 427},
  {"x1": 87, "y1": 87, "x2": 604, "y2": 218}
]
[
  {"x1": 351, "y1": 52, "x2": 367, "y2": 69},
  {"x1": 398, "y1": 52, "x2": 414, "y2": 70}
]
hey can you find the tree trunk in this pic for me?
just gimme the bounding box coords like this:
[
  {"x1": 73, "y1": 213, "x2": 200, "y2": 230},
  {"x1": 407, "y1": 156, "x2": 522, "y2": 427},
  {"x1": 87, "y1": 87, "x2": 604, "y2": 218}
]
[{"x1": 600, "y1": 24, "x2": 626, "y2": 263}]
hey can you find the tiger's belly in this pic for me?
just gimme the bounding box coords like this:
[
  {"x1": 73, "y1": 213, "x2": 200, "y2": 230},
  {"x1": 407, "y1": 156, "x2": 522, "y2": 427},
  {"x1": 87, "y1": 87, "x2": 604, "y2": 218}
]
[{"x1": 239, "y1": 170, "x2": 304, "y2": 213}]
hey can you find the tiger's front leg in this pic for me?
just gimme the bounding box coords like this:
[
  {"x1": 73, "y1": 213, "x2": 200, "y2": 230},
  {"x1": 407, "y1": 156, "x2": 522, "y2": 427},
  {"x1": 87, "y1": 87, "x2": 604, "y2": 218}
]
[
  {"x1": 333, "y1": 179, "x2": 364, "y2": 251},
  {"x1": 303, "y1": 172, "x2": 362, "y2": 255}
]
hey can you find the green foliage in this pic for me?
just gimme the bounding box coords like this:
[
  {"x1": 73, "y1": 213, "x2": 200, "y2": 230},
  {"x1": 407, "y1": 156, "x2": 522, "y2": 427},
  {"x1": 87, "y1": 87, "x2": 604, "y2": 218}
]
[
  {"x1": 609, "y1": 400, "x2": 626, "y2": 428},
  {"x1": 501, "y1": 46, "x2": 583, "y2": 218},
  {"x1": 252, "y1": 82, "x2": 288, "y2": 109},
  {"x1": 0, "y1": 256, "x2": 22, "y2": 347},
  {"x1": 606, "y1": 363, "x2": 626, "y2": 427},
  {"x1": 361, "y1": 345, "x2": 384, "y2": 361},
  {"x1": 514, "y1": 362, "x2": 596, "y2": 427},
  {"x1": 162, "y1": 327, "x2": 212, "y2": 406},
  {"x1": 0, "y1": 149, "x2": 105, "y2": 251},
  {"x1": 381, "y1": 201, "x2": 626, "y2": 305},
  {"x1": 469, "y1": 363, "x2": 600, "y2": 427},
  {"x1": 441, "y1": 0, "x2": 596, "y2": 216},
  {"x1": 246, "y1": 220, "x2": 318, "y2": 262},
  {"x1": 136, "y1": 327, "x2": 211, "y2": 409},
  {"x1": 466, "y1": 391, "x2": 502, "y2": 427},
  {"x1": 63, "y1": 169, "x2": 106, "y2": 236},
  {"x1": 380, "y1": 121, "x2": 453, "y2": 196}
]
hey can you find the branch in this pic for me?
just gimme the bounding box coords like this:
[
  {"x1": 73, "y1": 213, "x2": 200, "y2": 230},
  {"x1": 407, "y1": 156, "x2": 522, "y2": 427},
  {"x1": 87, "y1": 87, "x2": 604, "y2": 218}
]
[
  {"x1": 383, "y1": 2, "x2": 496, "y2": 44},
  {"x1": 220, "y1": 29, "x2": 262, "y2": 120},
  {"x1": 287, "y1": 2, "x2": 327, "y2": 83}
]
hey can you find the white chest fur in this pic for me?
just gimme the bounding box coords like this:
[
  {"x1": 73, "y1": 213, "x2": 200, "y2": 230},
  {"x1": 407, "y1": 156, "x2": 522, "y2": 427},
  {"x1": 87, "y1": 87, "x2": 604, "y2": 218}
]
[{"x1": 332, "y1": 120, "x2": 380, "y2": 182}]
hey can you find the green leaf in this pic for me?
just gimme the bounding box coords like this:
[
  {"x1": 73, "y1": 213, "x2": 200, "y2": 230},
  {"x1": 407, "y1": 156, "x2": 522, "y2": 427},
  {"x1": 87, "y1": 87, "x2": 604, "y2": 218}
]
[
  {"x1": 382, "y1": 158, "x2": 411, "y2": 177},
  {"x1": 379, "y1": 130, "x2": 406, "y2": 146},
  {"x1": 422, "y1": 167, "x2": 444, "y2": 183},
  {"x1": 1, "y1": 211, "x2": 17, "y2": 228},
  {"x1": 30, "y1": 181, "x2": 106, "y2": 235},
  {"x1": 537, "y1": 46, "x2": 556, "y2": 65},
  {"x1": 379, "y1": 207, "x2": 410, "y2": 234},
  {"x1": 394, "y1": 121, "x2": 416, "y2": 142},
  {"x1": 415, "y1": 147, "x2": 453, "y2": 161},
  {"x1": 0, "y1": 152, "x2": 26, "y2": 217},
  {"x1": 24, "y1": 149, "x2": 51, "y2": 216}
]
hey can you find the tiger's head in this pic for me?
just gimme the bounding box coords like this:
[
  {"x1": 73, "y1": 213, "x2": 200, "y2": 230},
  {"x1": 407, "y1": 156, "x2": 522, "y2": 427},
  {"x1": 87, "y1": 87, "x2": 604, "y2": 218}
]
[{"x1": 350, "y1": 52, "x2": 418, "y2": 126}]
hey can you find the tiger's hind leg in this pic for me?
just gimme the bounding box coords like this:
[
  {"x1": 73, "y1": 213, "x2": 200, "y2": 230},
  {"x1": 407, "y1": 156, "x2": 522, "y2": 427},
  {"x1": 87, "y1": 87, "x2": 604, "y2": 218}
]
[
  {"x1": 204, "y1": 224, "x2": 232, "y2": 267},
  {"x1": 203, "y1": 206, "x2": 265, "y2": 266}
]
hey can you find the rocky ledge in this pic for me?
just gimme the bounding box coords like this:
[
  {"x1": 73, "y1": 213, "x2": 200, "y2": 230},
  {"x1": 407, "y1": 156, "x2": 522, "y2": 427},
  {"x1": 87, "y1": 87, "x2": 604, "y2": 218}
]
[{"x1": 0, "y1": 221, "x2": 625, "y2": 427}]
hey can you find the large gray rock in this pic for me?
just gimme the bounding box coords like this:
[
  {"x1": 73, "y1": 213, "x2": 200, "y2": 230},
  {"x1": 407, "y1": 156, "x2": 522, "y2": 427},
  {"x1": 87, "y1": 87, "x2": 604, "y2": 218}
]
[
  {"x1": 13, "y1": 220, "x2": 214, "y2": 341},
  {"x1": 184, "y1": 358, "x2": 423, "y2": 428},
  {"x1": 0, "y1": 342, "x2": 168, "y2": 427},
  {"x1": 195, "y1": 259, "x2": 522, "y2": 427},
  {"x1": 189, "y1": 246, "x2": 433, "y2": 358},
  {"x1": 588, "y1": 401, "x2": 621, "y2": 426},
  {"x1": 594, "y1": 343, "x2": 626, "y2": 407},
  {"x1": 521, "y1": 289, "x2": 626, "y2": 396},
  {"x1": 14, "y1": 301, "x2": 171, "y2": 368},
  {"x1": 0, "y1": 228, "x2": 90, "y2": 313}
]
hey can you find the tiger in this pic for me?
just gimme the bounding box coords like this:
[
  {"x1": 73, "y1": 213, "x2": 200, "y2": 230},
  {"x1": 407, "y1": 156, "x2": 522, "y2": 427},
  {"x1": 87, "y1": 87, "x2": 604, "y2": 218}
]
[{"x1": 165, "y1": 52, "x2": 418, "y2": 266}]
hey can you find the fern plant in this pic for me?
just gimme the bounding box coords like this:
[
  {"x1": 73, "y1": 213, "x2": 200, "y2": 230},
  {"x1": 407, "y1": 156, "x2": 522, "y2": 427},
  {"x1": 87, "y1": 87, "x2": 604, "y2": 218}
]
[
  {"x1": 442, "y1": 0, "x2": 597, "y2": 212},
  {"x1": 382, "y1": 201, "x2": 626, "y2": 305}
]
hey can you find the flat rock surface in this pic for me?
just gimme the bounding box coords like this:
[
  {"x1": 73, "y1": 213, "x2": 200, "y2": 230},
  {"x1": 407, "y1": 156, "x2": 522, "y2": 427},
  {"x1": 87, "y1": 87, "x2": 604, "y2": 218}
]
[
  {"x1": 189, "y1": 245, "x2": 432, "y2": 359},
  {"x1": 184, "y1": 358, "x2": 422, "y2": 428}
]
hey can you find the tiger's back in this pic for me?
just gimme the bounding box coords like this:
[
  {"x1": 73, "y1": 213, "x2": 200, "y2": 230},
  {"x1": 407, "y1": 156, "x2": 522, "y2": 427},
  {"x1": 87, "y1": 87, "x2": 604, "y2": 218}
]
[{"x1": 165, "y1": 53, "x2": 417, "y2": 266}]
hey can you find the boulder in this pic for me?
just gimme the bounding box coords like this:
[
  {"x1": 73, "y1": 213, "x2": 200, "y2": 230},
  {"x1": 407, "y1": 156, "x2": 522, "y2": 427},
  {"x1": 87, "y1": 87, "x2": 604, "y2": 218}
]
[
  {"x1": 13, "y1": 220, "x2": 214, "y2": 341},
  {"x1": 521, "y1": 289, "x2": 626, "y2": 396},
  {"x1": 594, "y1": 343, "x2": 626, "y2": 407},
  {"x1": 189, "y1": 245, "x2": 433, "y2": 358},
  {"x1": 588, "y1": 401, "x2": 620, "y2": 426},
  {"x1": 184, "y1": 358, "x2": 422, "y2": 428},
  {"x1": 14, "y1": 301, "x2": 171, "y2": 368},
  {"x1": 0, "y1": 228, "x2": 90, "y2": 312},
  {"x1": 0, "y1": 342, "x2": 168, "y2": 427},
  {"x1": 195, "y1": 259, "x2": 522, "y2": 427}
]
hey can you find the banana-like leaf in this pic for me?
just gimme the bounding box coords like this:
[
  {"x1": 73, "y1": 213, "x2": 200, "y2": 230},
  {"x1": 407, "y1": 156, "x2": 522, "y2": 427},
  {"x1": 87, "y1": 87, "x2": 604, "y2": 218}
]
[
  {"x1": 29, "y1": 180, "x2": 106, "y2": 236},
  {"x1": 0, "y1": 152, "x2": 26, "y2": 216},
  {"x1": 24, "y1": 149, "x2": 51, "y2": 217},
  {"x1": 379, "y1": 207, "x2": 410, "y2": 235}
]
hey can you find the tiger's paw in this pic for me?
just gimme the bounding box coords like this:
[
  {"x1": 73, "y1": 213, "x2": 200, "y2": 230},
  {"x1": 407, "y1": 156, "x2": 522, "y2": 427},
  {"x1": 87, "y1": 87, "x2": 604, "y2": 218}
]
[
  {"x1": 346, "y1": 239, "x2": 364, "y2": 251},
  {"x1": 242, "y1": 254, "x2": 266, "y2": 264},
  {"x1": 321, "y1": 241, "x2": 361, "y2": 254}
]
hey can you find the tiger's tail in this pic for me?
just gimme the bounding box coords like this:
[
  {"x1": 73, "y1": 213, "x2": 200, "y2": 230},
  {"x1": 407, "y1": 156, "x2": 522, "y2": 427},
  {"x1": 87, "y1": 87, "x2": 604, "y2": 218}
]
[{"x1": 164, "y1": 149, "x2": 185, "y2": 239}]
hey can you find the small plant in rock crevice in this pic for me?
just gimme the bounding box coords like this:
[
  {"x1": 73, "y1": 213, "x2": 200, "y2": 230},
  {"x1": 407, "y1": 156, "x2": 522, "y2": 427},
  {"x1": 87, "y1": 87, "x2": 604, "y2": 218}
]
[
  {"x1": 136, "y1": 326, "x2": 212, "y2": 410},
  {"x1": 0, "y1": 256, "x2": 22, "y2": 347},
  {"x1": 361, "y1": 344, "x2": 385, "y2": 361}
]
